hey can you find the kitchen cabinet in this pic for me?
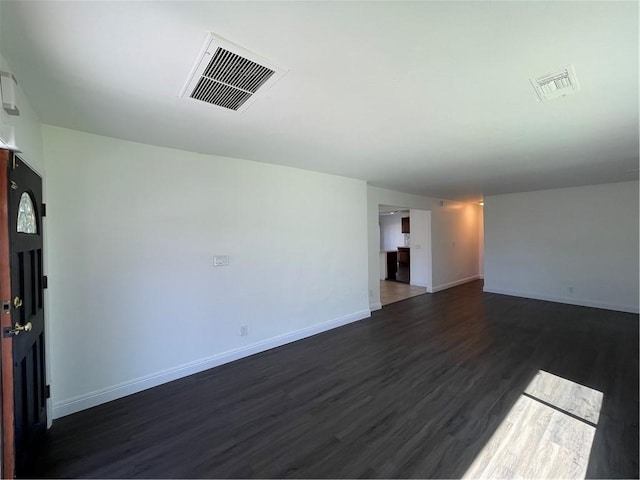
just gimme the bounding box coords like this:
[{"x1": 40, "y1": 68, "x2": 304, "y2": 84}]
[
  {"x1": 397, "y1": 247, "x2": 410, "y2": 265},
  {"x1": 401, "y1": 217, "x2": 410, "y2": 233},
  {"x1": 397, "y1": 247, "x2": 410, "y2": 283}
]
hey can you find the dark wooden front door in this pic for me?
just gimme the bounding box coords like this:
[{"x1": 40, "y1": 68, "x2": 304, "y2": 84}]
[{"x1": 0, "y1": 150, "x2": 46, "y2": 478}]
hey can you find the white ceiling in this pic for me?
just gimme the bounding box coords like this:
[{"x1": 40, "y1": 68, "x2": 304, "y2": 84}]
[{"x1": 2, "y1": 1, "x2": 638, "y2": 202}]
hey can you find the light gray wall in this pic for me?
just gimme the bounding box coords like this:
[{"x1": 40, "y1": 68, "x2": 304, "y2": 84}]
[
  {"x1": 368, "y1": 186, "x2": 482, "y2": 310},
  {"x1": 43, "y1": 125, "x2": 370, "y2": 417},
  {"x1": 484, "y1": 181, "x2": 639, "y2": 313}
]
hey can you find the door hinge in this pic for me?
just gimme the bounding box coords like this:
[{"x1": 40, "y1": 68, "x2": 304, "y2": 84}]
[
  {"x1": 42, "y1": 203, "x2": 46, "y2": 217},
  {"x1": 46, "y1": 385, "x2": 51, "y2": 399},
  {"x1": 43, "y1": 275, "x2": 48, "y2": 289}
]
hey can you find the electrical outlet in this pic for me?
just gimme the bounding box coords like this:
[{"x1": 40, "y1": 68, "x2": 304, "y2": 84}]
[
  {"x1": 240, "y1": 325, "x2": 249, "y2": 336},
  {"x1": 213, "y1": 255, "x2": 229, "y2": 267}
]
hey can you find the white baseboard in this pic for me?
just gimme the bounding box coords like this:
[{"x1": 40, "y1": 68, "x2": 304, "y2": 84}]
[
  {"x1": 52, "y1": 309, "x2": 371, "y2": 419},
  {"x1": 483, "y1": 287, "x2": 639, "y2": 314},
  {"x1": 370, "y1": 302, "x2": 382, "y2": 311},
  {"x1": 429, "y1": 275, "x2": 481, "y2": 293}
]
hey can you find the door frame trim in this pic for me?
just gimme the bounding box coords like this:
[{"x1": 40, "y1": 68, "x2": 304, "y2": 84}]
[{"x1": 0, "y1": 149, "x2": 15, "y2": 479}]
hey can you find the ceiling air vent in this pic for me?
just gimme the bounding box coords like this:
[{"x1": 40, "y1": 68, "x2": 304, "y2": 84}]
[
  {"x1": 180, "y1": 33, "x2": 288, "y2": 112},
  {"x1": 530, "y1": 64, "x2": 580, "y2": 101}
]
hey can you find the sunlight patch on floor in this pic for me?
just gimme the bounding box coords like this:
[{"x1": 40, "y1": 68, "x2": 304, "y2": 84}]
[{"x1": 463, "y1": 370, "x2": 603, "y2": 479}]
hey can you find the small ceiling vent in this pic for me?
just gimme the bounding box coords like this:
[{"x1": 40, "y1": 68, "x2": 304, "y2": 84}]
[
  {"x1": 180, "y1": 33, "x2": 288, "y2": 112},
  {"x1": 530, "y1": 64, "x2": 580, "y2": 101}
]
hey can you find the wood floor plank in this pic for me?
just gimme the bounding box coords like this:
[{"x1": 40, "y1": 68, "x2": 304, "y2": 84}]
[{"x1": 31, "y1": 281, "x2": 638, "y2": 479}]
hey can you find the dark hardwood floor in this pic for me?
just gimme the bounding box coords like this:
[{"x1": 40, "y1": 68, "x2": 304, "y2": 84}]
[{"x1": 32, "y1": 281, "x2": 638, "y2": 478}]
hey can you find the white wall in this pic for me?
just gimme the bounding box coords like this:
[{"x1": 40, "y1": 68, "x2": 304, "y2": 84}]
[
  {"x1": 379, "y1": 214, "x2": 404, "y2": 251},
  {"x1": 42, "y1": 125, "x2": 370, "y2": 418},
  {"x1": 368, "y1": 186, "x2": 481, "y2": 310},
  {"x1": 478, "y1": 205, "x2": 484, "y2": 278},
  {"x1": 409, "y1": 209, "x2": 431, "y2": 289},
  {"x1": 484, "y1": 182, "x2": 639, "y2": 313}
]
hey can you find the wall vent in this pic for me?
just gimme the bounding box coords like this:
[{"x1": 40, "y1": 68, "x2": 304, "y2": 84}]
[
  {"x1": 530, "y1": 64, "x2": 580, "y2": 101},
  {"x1": 180, "y1": 33, "x2": 288, "y2": 112}
]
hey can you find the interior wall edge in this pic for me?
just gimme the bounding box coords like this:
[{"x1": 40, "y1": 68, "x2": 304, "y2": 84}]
[
  {"x1": 483, "y1": 287, "x2": 639, "y2": 314},
  {"x1": 429, "y1": 275, "x2": 481, "y2": 293},
  {"x1": 369, "y1": 302, "x2": 382, "y2": 312},
  {"x1": 52, "y1": 308, "x2": 371, "y2": 419}
]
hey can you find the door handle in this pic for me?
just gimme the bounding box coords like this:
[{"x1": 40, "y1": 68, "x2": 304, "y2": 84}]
[
  {"x1": 9, "y1": 322, "x2": 32, "y2": 336},
  {"x1": 13, "y1": 297, "x2": 22, "y2": 308}
]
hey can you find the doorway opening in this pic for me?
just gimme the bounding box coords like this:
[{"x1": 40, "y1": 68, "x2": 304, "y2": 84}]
[{"x1": 378, "y1": 205, "x2": 430, "y2": 306}]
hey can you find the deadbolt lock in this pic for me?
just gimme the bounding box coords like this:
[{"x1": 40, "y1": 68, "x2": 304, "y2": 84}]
[{"x1": 13, "y1": 297, "x2": 22, "y2": 308}]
